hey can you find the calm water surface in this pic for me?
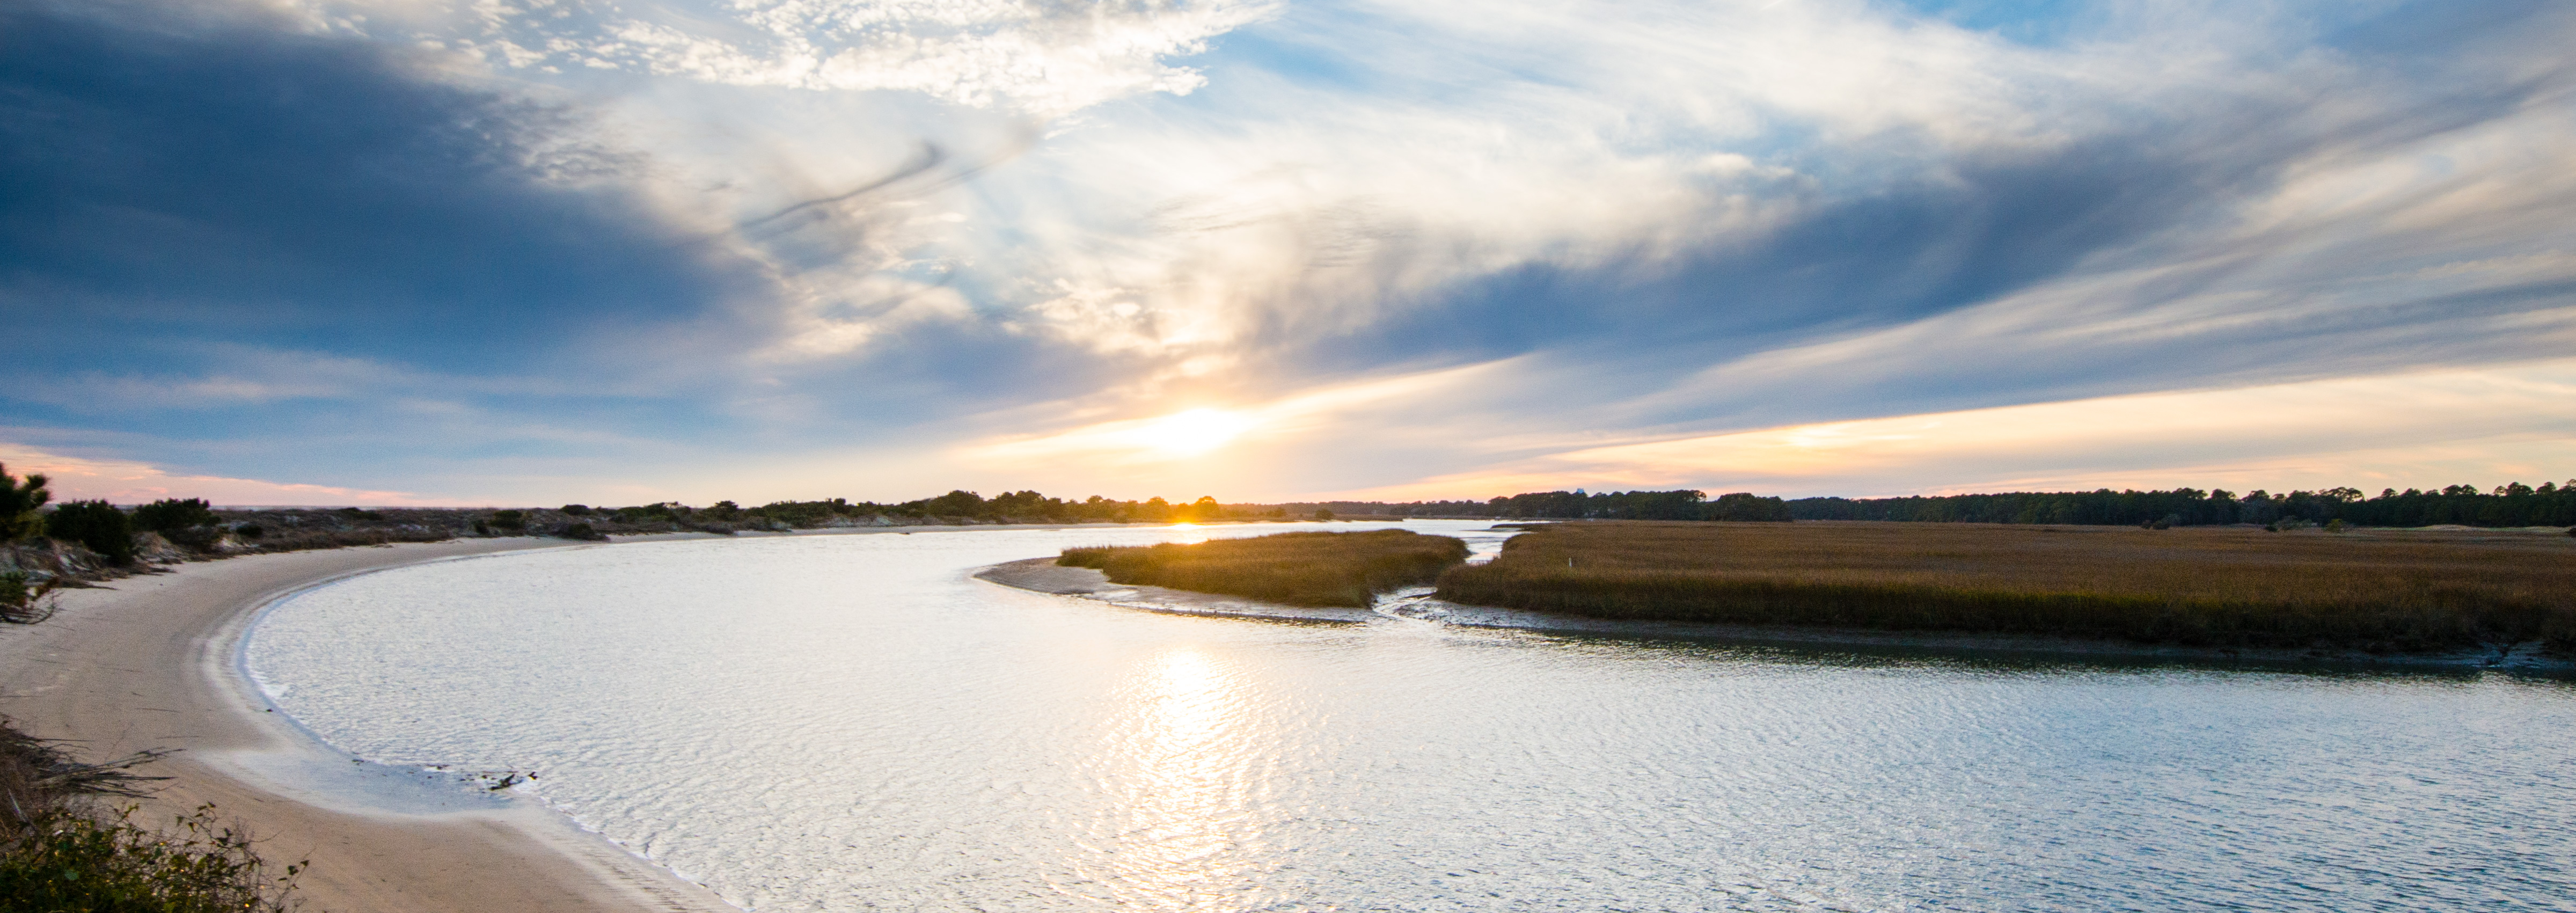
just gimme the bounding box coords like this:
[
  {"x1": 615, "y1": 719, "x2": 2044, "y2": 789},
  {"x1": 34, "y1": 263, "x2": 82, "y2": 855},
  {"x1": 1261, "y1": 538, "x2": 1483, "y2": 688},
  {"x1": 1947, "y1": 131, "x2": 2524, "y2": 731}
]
[{"x1": 246, "y1": 521, "x2": 2576, "y2": 911}]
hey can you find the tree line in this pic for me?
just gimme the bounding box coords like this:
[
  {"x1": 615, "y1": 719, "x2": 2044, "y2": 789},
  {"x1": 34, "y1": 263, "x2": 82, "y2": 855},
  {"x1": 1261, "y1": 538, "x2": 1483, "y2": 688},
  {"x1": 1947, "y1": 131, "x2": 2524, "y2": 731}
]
[{"x1": 1785, "y1": 482, "x2": 2576, "y2": 528}]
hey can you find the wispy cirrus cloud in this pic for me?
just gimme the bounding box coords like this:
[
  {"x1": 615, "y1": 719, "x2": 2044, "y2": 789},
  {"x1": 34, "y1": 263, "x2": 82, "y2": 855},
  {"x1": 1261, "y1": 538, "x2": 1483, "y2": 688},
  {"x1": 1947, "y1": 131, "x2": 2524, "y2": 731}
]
[{"x1": 8, "y1": 0, "x2": 2573, "y2": 503}]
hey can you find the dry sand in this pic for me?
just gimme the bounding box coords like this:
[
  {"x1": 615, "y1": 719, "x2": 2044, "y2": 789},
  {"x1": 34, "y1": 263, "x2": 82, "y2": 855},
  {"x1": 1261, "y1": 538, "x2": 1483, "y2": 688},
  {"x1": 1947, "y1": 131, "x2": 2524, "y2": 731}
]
[{"x1": 0, "y1": 538, "x2": 738, "y2": 912}]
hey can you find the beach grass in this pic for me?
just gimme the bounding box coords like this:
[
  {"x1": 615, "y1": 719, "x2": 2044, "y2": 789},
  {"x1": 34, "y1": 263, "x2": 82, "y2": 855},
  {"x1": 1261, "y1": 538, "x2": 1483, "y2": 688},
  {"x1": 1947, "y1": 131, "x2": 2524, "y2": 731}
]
[
  {"x1": 1433, "y1": 521, "x2": 2576, "y2": 652},
  {"x1": 0, "y1": 718, "x2": 301, "y2": 911},
  {"x1": 1060, "y1": 529, "x2": 1469, "y2": 607}
]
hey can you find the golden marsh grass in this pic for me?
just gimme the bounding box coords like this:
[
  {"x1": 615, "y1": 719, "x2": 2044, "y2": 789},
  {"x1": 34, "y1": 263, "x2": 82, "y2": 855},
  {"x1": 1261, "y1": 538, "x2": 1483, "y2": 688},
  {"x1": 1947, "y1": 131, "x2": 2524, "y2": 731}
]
[
  {"x1": 1435, "y1": 522, "x2": 2576, "y2": 651},
  {"x1": 1060, "y1": 530, "x2": 1469, "y2": 608}
]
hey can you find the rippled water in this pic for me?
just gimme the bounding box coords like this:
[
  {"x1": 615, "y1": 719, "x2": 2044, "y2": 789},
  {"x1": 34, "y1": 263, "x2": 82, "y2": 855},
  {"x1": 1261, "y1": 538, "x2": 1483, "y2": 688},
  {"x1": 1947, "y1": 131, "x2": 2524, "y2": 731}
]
[{"x1": 245, "y1": 521, "x2": 2576, "y2": 911}]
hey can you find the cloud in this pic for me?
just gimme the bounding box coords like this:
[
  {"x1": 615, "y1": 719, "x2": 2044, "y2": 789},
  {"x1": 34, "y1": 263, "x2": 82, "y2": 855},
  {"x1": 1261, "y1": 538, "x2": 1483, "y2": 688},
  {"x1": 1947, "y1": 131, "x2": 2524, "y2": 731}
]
[
  {"x1": 1334, "y1": 359, "x2": 2576, "y2": 500},
  {"x1": 319, "y1": 0, "x2": 1281, "y2": 116},
  {"x1": 10, "y1": 0, "x2": 2574, "y2": 503},
  {"x1": 0, "y1": 0, "x2": 763, "y2": 382},
  {"x1": 0, "y1": 443, "x2": 447, "y2": 506}
]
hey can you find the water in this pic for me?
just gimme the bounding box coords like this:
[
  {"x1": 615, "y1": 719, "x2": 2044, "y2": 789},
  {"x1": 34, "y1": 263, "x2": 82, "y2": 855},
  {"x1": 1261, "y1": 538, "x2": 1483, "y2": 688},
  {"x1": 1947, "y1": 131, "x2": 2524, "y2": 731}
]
[{"x1": 244, "y1": 521, "x2": 2576, "y2": 912}]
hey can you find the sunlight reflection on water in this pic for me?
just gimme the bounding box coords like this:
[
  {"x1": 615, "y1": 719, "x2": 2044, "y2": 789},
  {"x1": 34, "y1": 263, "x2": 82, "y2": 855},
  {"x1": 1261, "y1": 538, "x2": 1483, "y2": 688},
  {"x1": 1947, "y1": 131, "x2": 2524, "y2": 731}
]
[{"x1": 1078, "y1": 648, "x2": 1258, "y2": 910}]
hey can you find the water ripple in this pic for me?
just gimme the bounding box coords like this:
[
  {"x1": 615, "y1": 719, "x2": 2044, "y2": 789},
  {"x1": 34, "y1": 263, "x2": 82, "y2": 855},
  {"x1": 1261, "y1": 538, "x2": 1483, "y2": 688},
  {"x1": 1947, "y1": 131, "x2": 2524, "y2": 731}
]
[{"x1": 245, "y1": 522, "x2": 2576, "y2": 912}]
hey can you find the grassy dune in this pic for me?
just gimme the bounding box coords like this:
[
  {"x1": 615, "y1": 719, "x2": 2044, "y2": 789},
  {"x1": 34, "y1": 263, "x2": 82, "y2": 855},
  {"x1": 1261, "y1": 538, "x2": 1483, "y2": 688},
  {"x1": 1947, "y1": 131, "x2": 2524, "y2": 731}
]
[
  {"x1": 1434, "y1": 522, "x2": 2576, "y2": 652},
  {"x1": 1060, "y1": 530, "x2": 1469, "y2": 608}
]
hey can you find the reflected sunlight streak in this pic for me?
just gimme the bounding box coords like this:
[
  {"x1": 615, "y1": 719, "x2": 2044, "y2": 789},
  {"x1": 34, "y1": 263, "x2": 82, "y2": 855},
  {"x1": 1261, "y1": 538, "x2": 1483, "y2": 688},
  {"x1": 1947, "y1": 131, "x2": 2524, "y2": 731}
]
[{"x1": 1071, "y1": 647, "x2": 1269, "y2": 911}]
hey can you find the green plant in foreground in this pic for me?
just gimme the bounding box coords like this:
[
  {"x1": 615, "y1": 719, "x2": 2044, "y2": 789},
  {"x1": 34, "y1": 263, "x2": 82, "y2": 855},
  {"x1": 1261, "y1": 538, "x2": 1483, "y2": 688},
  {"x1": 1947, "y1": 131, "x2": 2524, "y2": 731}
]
[
  {"x1": 1, "y1": 571, "x2": 61, "y2": 625},
  {"x1": 0, "y1": 804, "x2": 303, "y2": 912}
]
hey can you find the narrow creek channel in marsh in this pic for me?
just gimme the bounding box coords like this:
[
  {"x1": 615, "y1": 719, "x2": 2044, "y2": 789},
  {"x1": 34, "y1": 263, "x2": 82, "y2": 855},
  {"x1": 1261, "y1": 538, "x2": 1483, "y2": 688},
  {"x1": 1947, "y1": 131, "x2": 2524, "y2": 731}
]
[{"x1": 245, "y1": 521, "x2": 2576, "y2": 911}]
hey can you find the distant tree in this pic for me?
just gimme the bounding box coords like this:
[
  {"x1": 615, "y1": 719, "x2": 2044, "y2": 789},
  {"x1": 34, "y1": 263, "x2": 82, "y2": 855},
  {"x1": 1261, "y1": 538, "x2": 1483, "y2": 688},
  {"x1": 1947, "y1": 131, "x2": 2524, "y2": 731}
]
[
  {"x1": 1, "y1": 463, "x2": 49, "y2": 542},
  {"x1": 923, "y1": 490, "x2": 986, "y2": 517},
  {"x1": 560, "y1": 504, "x2": 594, "y2": 516},
  {"x1": 46, "y1": 500, "x2": 135, "y2": 565},
  {"x1": 1314, "y1": 508, "x2": 1336, "y2": 521},
  {"x1": 132, "y1": 497, "x2": 218, "y2": 532}
]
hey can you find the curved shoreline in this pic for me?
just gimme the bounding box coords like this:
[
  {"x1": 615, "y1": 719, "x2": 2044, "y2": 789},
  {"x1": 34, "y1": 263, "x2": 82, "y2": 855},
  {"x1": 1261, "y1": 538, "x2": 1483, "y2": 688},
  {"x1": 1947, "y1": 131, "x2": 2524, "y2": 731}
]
[
  {"x1": 982, "y1": 558, "x2": 2576, "y2": 674},
  {"x1": 0, "y1": 537, "x2": 740, "y2": 912}
]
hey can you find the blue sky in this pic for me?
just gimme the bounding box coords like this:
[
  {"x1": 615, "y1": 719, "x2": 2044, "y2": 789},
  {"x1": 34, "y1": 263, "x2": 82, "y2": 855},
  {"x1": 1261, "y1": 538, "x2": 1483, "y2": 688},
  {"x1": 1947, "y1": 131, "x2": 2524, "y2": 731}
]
[{"x1": 5, "y1": 0, "x2": 2572, "y2": 505}]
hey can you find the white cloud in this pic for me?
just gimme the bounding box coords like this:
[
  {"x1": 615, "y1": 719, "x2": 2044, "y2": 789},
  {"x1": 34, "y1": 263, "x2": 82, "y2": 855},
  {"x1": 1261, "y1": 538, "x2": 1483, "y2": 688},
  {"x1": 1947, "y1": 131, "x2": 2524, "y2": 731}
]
[{"x1": 405, "y1": 0, "x2": 1282, "y2": 116}]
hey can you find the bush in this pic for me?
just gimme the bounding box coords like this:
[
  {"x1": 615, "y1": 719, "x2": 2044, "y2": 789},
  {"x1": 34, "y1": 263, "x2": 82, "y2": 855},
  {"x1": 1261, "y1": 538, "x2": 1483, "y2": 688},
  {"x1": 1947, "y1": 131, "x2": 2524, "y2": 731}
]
[
  {"x1": 45, "y1": 501, "x2": 134, "y2": 565},
  {"x1": 131, "y1": 498, "x2": 218, "y2": 534},
  {"x1": 0, "y1": 805, "x2": 303, "y2": 912},
  {"x1": 557, "y1": 522, "x2": 605, "y2": 541},
  {"x1": 1, "y1": 715, "x2": 301, "y2": 911},
  {"x1": 335, "y1": 507, "x2": 385, "y2": 521},
  {"x1": 560, "y1": 504, "x2": 594, "y2": 516},
  {"x1": 1, "y1": 463, "x2": 49, "y2": 542},
  {"x1": 1, "y1": 571, "x2": 59, "y2": 624},
  {"x1": 488, "y1": 510, "x2": 526, "y2": 530}
]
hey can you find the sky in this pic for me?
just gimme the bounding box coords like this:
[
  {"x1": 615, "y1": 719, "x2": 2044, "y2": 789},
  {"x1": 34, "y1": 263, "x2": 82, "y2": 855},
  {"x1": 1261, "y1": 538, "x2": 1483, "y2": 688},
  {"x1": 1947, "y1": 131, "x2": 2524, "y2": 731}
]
[{"x1": 4, "y1": 0, "x2": 2573, "y2": 506}]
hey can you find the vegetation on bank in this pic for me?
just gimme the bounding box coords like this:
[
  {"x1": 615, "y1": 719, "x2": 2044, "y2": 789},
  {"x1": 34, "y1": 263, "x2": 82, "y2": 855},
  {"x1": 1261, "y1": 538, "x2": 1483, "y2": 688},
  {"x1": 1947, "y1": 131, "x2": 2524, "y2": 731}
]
[
  {"x1": 1785, "y1": 483, "x2": 2576, "y2": 528},
  {"x1": 1059, "y1": 530, "x2": 1469, "y2": 608},
  {"x1": 1211, "y1": 484, "x2": 2576, "y2": 530},
  {"x1": 1, "y1": 718, "x2": 302, "y2": 911},
  {"x1": 1433, "y1": 522, "x2": 2576, "y2": 653}
]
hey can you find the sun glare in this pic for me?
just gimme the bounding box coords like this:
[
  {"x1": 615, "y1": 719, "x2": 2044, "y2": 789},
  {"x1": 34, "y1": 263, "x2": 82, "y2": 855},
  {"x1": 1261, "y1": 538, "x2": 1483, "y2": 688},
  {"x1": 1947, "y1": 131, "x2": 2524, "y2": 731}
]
[{"x1": 1138, "y1": 408, "x2": 1255, "y2": 458}]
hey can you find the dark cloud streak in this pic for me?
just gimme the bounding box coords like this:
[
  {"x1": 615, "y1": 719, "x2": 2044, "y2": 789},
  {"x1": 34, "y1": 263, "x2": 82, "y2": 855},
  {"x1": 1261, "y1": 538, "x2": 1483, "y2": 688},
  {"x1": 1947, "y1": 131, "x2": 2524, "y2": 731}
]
[{"x1": 0, "y1": 0, "x2": 759, "y2": 378}]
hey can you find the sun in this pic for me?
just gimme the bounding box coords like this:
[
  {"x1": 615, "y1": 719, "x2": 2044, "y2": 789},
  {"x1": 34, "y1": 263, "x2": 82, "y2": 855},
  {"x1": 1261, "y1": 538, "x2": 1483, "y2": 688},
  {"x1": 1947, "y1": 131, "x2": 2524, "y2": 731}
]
[{"x1": 1137, "y1": 408, "x2": 1256, "y2": 458}]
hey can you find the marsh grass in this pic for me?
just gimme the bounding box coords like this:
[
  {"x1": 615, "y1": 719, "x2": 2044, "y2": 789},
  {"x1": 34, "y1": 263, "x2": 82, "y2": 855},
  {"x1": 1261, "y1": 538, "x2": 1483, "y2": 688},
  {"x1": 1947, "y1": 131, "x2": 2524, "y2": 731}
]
[
  {"x1": 1060, "y1": 530, "x2": 1469, "y2": 607},
  {"x1": 1435, "y1": 522, "x2": 2576, "y2": 652}
]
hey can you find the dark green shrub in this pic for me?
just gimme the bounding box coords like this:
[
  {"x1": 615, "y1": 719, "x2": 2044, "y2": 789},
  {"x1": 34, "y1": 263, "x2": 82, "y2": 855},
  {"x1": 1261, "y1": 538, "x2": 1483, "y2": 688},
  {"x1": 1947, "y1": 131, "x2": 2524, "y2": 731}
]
[
  {"x1": 1, "y1": 463, "x2": 49, "y2": 542},
  {"x1": 335, "y1": 507, "x2": 385, "y2": 521},
  {"x1": 132, "y1": 498, "x2": 218, "y2": 533},
  {"x1": 488, "y1": 510, "x2": 526, "y2": 530},
  {"x1": 45, "y1": 501, "x2": 134, "y2": 565},
  {"x1": 558, "y1": 522, "x2": 605, "y2": 541},
  {"x1": 232, "y1": 524, "x2": 264, "y2": 539},
  {"x1": 560, "y1": 504, "x2": 593, "y2": 516}
]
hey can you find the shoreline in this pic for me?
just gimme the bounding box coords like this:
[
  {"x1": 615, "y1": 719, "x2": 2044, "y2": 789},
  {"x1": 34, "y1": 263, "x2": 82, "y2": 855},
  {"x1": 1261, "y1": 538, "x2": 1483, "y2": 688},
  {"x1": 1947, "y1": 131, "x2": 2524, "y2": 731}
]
[
  {"x1": 975, "y1": 557, "x2": 1380, "y2": 624},
  {"x1": 0, "y1": 536, "x2": 741, "y2": 912},
  {"x1": 982, "y1": 557, "x2": 2576, "y2": 674},
  {"x1": 0, "y1": 519, "x2": 1241, "y2": 912}
]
